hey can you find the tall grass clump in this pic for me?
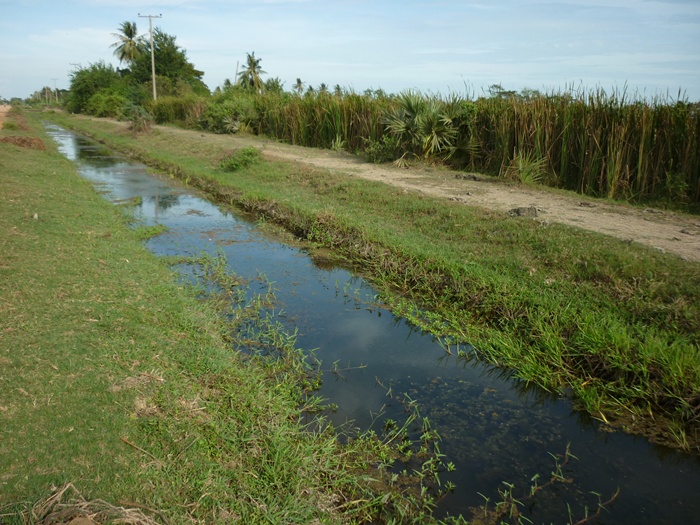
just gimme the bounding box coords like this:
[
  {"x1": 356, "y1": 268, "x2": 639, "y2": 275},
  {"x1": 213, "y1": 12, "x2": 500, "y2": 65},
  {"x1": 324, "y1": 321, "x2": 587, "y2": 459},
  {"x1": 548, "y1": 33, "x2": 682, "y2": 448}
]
[
  {"x1": 255, "y1": 90, "x2": 391, "y2": 152},
  {"x1": 457, "y1": 89, "x2": 700, "y2": 205},
  {"x1": 136, "y1": 84, "x2": 700, "y2": 206}
]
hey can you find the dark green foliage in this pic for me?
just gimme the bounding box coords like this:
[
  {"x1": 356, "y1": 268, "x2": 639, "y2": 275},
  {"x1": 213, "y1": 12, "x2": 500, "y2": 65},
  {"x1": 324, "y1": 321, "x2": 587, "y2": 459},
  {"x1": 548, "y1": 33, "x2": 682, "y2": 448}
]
[
  {"x1": 219, "y1": 147, "x2": 262, "y2": 172},
  {"x1": 364, "y1": 134, "x2": 402, "y2": 163},
  {"x1": 130, "y1": 29, "x2": 208, "y2": 95},
  {"x1": 85, "y1": 92, "x2": 130, "y2": 118},
  {"x1": 125, "y1": 104, "x2": 153, "y2": 132},
  {"x1": 66, "y1": 61, "x2": 123, "y2": 113},
  {"x1": 200, "y1": 97, "x2": 258, "y2": 133}
]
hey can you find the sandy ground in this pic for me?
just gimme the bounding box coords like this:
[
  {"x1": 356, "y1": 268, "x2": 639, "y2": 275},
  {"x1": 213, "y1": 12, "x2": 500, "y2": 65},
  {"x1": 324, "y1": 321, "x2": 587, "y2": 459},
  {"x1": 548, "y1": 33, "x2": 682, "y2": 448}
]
[
  {"x1": 0, "y1": 104, "x2": 10, "y2": 126},
  {"x1": 176, "y1": 127, "x2": 700, "y2": 262}
]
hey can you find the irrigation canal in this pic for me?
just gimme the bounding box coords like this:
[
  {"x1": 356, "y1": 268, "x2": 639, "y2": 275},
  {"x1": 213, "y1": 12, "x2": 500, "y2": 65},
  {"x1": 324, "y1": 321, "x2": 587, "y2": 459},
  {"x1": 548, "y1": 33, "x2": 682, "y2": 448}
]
[{"x1": 46, "y1": 124, "x2": 700, "y2": 524}]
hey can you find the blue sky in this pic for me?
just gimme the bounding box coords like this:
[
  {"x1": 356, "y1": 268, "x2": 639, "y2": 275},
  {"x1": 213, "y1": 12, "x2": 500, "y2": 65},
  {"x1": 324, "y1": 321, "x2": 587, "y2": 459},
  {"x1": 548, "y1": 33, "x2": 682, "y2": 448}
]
[{"x1": 1, "y1": 0, "x2": 699, "y2": 101}]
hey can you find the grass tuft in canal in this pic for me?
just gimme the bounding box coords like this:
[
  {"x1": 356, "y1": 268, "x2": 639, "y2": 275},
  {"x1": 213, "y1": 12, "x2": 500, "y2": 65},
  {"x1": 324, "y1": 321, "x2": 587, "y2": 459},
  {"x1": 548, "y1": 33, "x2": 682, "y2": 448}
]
[
  {"x1": 470, "y1": 445, "x2": 619, "y2": 525},
  {"x1": 184, "y1": 250, "x2": 464, "y2": 522}
]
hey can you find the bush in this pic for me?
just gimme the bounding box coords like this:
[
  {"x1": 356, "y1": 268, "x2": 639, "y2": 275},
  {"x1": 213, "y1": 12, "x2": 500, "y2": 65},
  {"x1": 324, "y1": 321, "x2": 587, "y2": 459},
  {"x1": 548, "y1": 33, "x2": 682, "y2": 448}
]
[
  {"x1": 85, "y1": 92, "x2": 130, "y2": 118},
  {"x1": 219, "y1": 147, "x2": 262, "y2": 172},
  {"x1": 66, "y1": 61, "x2": 123, "y2": 114},
  {"x1": 149, "y1": 95, "x2": 203, "y2": 124},
  {"x1": 125, "y1": 104, "x2": 153, "y2": 133},
  {"x1": 363, "y1": 135, "x2": 402, "y2": 163},
  {"x1": 200, "y1": 98, "x2": 259, "y2": 134}
]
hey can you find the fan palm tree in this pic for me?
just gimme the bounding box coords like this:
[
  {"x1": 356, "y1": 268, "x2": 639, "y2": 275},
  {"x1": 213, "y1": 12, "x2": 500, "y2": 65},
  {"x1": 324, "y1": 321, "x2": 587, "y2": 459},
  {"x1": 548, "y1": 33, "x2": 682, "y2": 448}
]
[
  {"x1": 237, "y1": 52, "x2": 266, "y2": 94},
  {"x1": 111, "y1": 21, "x2": 142, "y2": 65}
]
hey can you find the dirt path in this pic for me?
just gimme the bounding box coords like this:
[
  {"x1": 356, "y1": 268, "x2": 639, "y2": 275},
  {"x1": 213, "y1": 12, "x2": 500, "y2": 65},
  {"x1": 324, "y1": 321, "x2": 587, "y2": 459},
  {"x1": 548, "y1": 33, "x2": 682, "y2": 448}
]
[{"x1": 0, "y1": 104, "x2": 10, "y2": 127}]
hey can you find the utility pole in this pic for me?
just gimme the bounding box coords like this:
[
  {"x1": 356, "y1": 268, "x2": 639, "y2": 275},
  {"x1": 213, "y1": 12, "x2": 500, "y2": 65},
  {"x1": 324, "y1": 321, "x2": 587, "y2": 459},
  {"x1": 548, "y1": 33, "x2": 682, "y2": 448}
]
[{"x1": 139, "y1": 13, "x2": 162, "y2": 101}]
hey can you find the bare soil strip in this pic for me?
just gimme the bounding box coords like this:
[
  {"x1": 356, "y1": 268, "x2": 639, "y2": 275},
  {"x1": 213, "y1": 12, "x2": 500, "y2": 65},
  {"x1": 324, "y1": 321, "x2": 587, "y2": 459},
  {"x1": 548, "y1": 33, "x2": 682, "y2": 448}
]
[{"x1": 0, "y1": 104, "x2": 10, "y2": 126}]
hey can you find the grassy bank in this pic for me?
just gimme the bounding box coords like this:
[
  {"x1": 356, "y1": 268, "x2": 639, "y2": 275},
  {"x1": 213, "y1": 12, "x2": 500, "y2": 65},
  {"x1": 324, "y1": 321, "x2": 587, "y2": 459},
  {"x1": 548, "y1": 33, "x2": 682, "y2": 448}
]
[
  {"x1": 41, "y1": 111, "x2": 700, "y2": 453},
  {"x1": 0, "y1": 110, "x2": 457, "y2": 523}
]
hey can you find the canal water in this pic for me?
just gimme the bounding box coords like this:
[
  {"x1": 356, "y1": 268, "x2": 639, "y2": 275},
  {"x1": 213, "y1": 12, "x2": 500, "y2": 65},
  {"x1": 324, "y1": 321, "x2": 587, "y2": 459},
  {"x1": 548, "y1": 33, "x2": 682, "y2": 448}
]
[{"x1": 46, "y1": 124, "x2": 700, "y2": 524}]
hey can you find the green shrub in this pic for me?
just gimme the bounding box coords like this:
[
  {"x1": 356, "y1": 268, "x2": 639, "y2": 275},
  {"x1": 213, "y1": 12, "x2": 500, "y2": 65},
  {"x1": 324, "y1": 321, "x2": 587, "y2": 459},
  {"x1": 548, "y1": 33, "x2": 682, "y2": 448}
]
[
  {"x1": 149, "y1": 95, "x2": 202, "y2": 124},
  {"x1": 125, "y1": 104, "x2": 153, "y2": 133},
  {"x1": 219, "y1": 147, "x2": 262, "y2": 172},
  {"x1": 200, "y1": 98, "x2": 259, "y2": 134},
  {"x1": 66, "y1": 61, "x2": 122, "y2": 114},
  {"x1": 364, "y1": 135, "x2": 402, "y2": 163},
  {"x1": 85, "y1": 92, "x2": 130, "y2": 118}
]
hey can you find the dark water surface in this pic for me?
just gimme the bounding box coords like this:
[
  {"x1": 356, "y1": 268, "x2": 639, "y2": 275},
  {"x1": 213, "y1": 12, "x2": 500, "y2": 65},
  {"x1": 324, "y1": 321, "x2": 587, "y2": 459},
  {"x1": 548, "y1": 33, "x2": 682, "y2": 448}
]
[{"x1": 46, "y1": 124, "x2": 700, "y2": 523}]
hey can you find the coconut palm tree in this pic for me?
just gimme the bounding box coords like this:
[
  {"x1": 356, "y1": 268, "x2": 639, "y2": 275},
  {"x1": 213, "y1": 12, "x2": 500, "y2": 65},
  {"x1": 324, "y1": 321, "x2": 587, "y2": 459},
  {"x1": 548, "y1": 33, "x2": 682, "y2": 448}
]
[
  {"x1": 237, "y1": 52, "x2": 266, "y2": 94},
  {"x1": 111, "y1": 21, "x2": 142, "y2": 66},
  {"x1": 293, "y1": 78, "x2": 304, "y2": 96}
]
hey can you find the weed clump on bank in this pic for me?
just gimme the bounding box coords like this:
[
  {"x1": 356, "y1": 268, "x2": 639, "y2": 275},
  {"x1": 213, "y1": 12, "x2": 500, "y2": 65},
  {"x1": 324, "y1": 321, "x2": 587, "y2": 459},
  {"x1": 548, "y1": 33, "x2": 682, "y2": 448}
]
[{"x1": 219, "y1": 146, "x2": 262, "y2": 172}]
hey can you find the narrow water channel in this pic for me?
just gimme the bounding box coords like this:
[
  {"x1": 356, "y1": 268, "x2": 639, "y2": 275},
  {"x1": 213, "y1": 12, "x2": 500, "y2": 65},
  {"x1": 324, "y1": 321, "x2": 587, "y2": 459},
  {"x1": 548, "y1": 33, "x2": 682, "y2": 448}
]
[{"x1": 46, "y1": 124, "x2": 700, "y2": 524}]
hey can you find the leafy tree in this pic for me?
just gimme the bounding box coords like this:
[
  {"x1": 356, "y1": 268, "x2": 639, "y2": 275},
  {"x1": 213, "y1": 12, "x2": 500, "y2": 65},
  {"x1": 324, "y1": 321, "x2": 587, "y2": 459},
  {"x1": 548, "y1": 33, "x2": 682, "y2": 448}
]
[
  {"x1": 130, "y1": 28, "x2": 209, "y2": 96},
  {"x1": 237, "y1": 52, "x2": 266, "y2": 94},
  {"x1": 111, "y1": 21, "x2": 142, "y2": 66},
  {"x1": 66, "y1": 61, "x2": 123, "y2": 113},
  {"x1": 264, "y1": 77, "x2": 284, "y2": 94},
  {"x1": 488, "y1": 83, "x2": 518, "y2": 99}
]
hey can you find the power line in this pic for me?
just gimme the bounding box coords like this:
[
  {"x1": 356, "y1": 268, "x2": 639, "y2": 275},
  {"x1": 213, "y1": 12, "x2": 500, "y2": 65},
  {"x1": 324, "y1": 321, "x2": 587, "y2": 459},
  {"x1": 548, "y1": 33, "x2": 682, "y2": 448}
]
[{"x1": 139, "y1": 13, "x2": 162, "y2": 101}]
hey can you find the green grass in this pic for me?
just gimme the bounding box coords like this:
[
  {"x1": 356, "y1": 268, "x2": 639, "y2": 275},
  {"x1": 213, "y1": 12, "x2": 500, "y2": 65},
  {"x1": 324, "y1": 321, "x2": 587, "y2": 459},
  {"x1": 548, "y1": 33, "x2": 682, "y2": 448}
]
[
  {"x1": 0, "y1": 110, "x2": 457, "y2": 523},
  {"x1": 43, "y1": 111, "x2": 700, "y2": 453}
]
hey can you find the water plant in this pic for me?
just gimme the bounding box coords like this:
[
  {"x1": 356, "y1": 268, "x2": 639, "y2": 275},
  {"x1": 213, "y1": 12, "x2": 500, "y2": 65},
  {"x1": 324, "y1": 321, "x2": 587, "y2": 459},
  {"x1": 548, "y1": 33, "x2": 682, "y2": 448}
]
[{"x1": 472, "y1": 446, "x2": 619, "y2": 525}]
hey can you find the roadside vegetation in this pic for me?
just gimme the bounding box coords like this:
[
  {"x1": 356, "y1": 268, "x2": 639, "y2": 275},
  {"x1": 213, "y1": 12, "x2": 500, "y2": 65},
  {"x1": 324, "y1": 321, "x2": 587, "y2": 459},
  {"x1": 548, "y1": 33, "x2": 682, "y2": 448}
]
[
  {"x1": 0, "y1": 108, "x2": 466, "y2": 524},
  {"x1": 23, "y1": 20, "x2": 699, "y2": 210},
  {"x1": 40, "y1": 110, "x2": 700, "y2": 455}
]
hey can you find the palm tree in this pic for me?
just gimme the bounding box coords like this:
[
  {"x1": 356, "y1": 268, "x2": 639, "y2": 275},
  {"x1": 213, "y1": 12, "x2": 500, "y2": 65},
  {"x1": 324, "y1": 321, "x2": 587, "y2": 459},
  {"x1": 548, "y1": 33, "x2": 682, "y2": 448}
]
[
  {"x1": 293, "y1": 78, "x2": 304, "y2": 96},
  {"x1": 111, "y1": 21, "x2": 142, "y2": 65},
  {"x1": 237, "y1": 52, "x2": 266, "y2": 94}
]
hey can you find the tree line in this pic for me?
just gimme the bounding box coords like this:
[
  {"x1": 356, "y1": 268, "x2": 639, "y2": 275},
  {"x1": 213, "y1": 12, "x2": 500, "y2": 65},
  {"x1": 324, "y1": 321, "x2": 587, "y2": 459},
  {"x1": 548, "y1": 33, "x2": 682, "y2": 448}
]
[{"x1": 27, "y1": 20, "x2": 700, "y2": 208}]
